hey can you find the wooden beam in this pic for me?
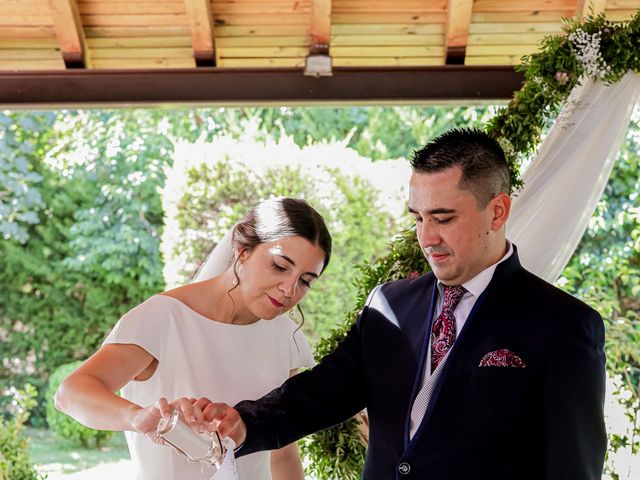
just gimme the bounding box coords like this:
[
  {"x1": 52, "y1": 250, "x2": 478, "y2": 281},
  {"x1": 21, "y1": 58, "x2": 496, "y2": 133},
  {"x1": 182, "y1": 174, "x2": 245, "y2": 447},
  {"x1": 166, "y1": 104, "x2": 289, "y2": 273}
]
[
  {"x1": 184, "y1": 0, "x2": 216, "y2": 66},
  {"x1": 0, "y1": 66, "x2": 523, "y2": 106},
  {"x1": 475, "y1": 0, "x2": 575, "y2": 11},
  {"x1": 445, "y1": 0, "x2": 474, "y2": 64},
  {"x1": 577, "y1": 0, "x2": 608, "y2": 18},
  {"x1": 48, "y1": 0, "x2": 89, "y2": 68}
]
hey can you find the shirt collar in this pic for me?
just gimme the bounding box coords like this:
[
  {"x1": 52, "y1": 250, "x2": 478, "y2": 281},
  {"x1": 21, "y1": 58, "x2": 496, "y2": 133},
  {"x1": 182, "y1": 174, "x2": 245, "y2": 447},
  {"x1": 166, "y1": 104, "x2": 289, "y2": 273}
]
[{"x1": 437, "y1": 241, "x2": 513, "y2": 299}]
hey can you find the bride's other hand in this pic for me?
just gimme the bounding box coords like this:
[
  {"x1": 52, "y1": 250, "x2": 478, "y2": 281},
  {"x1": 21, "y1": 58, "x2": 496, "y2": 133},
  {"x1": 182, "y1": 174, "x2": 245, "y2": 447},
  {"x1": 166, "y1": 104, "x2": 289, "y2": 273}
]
[{"x1": 131, "y1": 397, "x2": 206, "y2": 445}]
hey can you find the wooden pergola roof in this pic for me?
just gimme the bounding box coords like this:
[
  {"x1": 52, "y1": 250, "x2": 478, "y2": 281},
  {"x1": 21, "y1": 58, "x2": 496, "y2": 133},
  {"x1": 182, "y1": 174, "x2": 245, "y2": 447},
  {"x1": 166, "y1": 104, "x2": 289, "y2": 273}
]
[{"x1": 0, "y1": 0, "x2": 637, "y2": 105}]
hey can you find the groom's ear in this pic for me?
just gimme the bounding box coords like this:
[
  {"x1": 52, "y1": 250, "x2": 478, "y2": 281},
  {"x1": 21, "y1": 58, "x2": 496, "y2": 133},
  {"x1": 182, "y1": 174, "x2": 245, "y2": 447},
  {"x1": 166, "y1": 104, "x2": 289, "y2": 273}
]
[{"x1": 489, "y1": 192, "x2": 511, "y2": 230}]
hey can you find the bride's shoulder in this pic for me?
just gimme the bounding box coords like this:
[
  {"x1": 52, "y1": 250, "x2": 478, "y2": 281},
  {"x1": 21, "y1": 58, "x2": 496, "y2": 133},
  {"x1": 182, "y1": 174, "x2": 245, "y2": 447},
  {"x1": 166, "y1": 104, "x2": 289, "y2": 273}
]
[
  {"x1": 159, "y1": 280, "x2": 216, "y2": 304},
  {"x1": 158, "y1": 282, "x2": 192, "y2": 300},
  {"x1": 123, "y1": 294, "x2": 177, "y2": 318}
]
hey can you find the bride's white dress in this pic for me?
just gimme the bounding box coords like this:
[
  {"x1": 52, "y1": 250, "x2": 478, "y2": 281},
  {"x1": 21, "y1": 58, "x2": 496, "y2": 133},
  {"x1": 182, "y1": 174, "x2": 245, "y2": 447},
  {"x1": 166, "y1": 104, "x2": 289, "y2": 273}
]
[{"x1": 104, "y1": 294, "x2": 314, "y2": 480}]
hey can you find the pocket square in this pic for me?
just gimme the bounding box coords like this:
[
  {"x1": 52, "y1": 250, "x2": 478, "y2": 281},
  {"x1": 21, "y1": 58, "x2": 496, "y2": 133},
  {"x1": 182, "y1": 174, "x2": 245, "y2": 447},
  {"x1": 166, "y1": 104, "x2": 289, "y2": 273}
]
[{"x1": 479, "y1": 349, "x2": 526, "y2": 368}]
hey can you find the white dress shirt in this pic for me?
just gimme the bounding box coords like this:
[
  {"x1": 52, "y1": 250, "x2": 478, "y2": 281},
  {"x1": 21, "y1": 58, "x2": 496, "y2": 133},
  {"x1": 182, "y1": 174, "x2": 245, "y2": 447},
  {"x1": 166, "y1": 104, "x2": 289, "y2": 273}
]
[{"x1": 434, "y1": 240, "x2": 514, "y2": 358}]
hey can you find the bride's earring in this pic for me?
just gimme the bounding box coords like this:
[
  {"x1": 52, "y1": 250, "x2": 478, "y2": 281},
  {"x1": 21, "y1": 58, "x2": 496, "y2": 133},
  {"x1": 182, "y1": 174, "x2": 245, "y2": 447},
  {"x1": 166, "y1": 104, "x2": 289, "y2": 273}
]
[{"x1": 233, "y1": 261, "x2": 241, "y2": 286}]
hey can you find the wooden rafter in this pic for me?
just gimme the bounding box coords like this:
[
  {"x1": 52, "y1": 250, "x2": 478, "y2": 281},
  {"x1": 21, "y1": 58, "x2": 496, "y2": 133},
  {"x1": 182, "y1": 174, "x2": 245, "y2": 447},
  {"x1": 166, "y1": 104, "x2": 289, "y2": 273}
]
[
  {"x1": 48, "y1": 0, "x2": 88, "y2": 68},
  {"x1": 577, "y1": 0, "x2": 608, "y2": 19},
  {"x1": 306, "y1": 0, "x2": 332, "y2": 76},
  {"x1": 185, "y1": 0, "x2": 216, "y2": 66},
  {"x1": 310, "y1": 0, "x2": 332, "y2": 51},
  {"x1": 445, "y1": 0, "x2": 474, "y2": 64}
]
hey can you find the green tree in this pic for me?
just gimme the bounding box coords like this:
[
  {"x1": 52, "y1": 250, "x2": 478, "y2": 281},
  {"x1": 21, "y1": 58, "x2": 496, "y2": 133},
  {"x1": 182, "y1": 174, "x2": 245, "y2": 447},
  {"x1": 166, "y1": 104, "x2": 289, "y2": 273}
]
[
  {"x1": 0, "y1": 110, "x2": 170, "y2": 424},
  {"x1": 0, "y1": 112, "x2": 55, "y2": 244},
  {"x1": 159, "y1": 106, "x2": 496, "y2": 161},
  {"x1": 55, "y1": 111, "x2": 170, "y2": 291}
]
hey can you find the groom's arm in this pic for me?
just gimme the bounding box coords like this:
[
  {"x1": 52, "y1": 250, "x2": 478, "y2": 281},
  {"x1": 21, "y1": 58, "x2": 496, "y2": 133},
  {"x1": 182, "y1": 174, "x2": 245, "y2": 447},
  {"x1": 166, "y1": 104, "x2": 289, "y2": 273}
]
[
  {"x1": 202, "y1": 309, "x2": 369, "y2": 455},
  {"x1": 235, "y1": 315, "x2": 368, "y2": 455},
  {"x1": 542, "y1": 308, "x2": 607, "y2": 479}
]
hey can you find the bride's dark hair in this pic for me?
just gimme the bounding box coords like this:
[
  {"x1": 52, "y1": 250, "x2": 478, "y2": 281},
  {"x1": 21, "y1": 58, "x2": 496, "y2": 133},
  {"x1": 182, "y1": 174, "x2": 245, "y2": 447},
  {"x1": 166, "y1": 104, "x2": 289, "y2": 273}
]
[{"x1": 232, "y1": 197, "x2": 332, "y2": 272}]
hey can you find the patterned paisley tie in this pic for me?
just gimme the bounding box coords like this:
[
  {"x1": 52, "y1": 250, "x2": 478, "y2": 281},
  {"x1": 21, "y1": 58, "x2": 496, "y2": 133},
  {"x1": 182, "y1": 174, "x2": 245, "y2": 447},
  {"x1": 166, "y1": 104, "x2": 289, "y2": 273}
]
[{"x1": 430, "y1": 285, "x2": 466, "y2": 371}]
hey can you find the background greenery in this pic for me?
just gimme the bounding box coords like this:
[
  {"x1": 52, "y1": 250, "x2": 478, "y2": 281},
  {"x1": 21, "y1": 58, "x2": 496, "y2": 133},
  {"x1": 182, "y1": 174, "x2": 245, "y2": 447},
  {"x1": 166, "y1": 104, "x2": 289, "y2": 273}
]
[
  {"x1": 0, "y1": 110, "x2": 169, "y2": 424},
  {"x1": 0, "y1": 105, "x2": 493, "y2": 478},
  {"x1": 0, "y1": 384, "x2": 44, "y2": 480},
  {"x1": 26, "y1": 427, "x2": 128, "y2": 477},
  {"x1": 561, "y1": 112, "x2": 640, "y2": 472},
  {"x1": 0, "y1": 99, "x2": 638, "y2": 479}
]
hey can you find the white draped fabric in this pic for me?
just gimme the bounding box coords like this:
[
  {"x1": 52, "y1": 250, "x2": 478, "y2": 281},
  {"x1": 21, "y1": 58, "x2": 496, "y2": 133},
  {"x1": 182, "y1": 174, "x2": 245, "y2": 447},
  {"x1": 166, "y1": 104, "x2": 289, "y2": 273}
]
[{"x1": 507, "y1": 71, "x2": 640, "y2": 282}]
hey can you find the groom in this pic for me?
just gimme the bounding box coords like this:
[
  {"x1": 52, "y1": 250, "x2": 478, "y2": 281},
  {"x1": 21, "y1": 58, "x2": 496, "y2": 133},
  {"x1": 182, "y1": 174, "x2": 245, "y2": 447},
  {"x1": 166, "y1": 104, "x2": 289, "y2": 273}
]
[{"x1": 197, "y1": 128, "x2": 607, "y2": 479}]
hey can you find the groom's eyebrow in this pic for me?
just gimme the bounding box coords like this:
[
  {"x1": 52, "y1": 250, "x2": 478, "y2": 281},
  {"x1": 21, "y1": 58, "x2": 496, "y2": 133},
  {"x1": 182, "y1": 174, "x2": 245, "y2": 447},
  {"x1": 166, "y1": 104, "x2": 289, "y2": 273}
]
[
  {"x1": 408, "y1": 207, "x2": 456, "y2": 215},
  {"x1": 278, "y1": 254, "x2": 319, "y2": 278},
  {"x1": 428, "y1": 208, "x2": 456, "y2": 214}
]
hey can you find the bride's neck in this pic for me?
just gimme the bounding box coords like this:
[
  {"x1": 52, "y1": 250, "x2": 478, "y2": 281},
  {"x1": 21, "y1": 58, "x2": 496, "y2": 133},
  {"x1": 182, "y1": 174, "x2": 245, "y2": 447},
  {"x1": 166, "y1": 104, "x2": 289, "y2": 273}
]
[{"x1": 207, "y1": 275, "x2": 260, "y2": 325}]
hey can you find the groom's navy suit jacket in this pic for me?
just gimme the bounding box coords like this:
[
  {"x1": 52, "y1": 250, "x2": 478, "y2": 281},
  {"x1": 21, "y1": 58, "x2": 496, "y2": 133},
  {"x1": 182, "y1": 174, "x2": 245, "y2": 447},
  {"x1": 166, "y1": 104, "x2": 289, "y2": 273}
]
[{"x1": 236, "y1": 248, "x2": 607, "y2": 479}]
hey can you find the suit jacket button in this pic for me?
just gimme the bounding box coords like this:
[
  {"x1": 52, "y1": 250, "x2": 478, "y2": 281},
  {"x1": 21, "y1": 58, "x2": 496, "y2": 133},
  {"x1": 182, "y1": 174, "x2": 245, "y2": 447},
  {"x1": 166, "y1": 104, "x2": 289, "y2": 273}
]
[{"x1": 398, "y1": 462, "x2": 411, "y2": 475}]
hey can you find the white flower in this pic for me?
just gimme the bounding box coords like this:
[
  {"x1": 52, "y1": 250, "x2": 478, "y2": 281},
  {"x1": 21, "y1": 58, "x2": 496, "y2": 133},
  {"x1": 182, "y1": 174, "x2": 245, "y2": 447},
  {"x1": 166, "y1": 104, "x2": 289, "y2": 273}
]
[
  {"x1": 496, "y1": 137, "x2": 516, "y2": 159},
  {"x1": 568, "y1": 28, "x2": 610, "y2": 79}
]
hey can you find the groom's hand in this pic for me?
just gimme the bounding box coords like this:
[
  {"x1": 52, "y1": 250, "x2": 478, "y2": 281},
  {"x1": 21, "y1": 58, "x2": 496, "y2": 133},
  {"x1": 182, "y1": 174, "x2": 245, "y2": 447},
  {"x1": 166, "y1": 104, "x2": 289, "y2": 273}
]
[{"x1": 195, "y1": 398, "x2": 247, "y2": 447}]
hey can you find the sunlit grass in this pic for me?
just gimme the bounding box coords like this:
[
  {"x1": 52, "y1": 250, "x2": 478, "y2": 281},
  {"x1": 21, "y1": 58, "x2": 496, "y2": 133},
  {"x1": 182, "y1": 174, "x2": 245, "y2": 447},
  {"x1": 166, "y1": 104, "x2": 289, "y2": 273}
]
[{"x1": 25, "y1": 427, "x2": 129, "y2": 475}]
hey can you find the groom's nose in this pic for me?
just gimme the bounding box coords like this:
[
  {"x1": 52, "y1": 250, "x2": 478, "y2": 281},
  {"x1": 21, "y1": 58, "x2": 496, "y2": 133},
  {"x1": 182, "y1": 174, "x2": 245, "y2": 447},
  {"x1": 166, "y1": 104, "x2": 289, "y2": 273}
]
[{"x1": 417, "y1": 220, "x2": 441, "y2": 248}]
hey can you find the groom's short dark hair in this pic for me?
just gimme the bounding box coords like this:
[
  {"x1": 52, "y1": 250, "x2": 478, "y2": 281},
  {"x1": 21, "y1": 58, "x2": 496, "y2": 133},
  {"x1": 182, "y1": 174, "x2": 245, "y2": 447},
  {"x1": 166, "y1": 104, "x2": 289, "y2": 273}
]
[{"x1": 410, "y1": 128, "x2": 510, "y2": 207}]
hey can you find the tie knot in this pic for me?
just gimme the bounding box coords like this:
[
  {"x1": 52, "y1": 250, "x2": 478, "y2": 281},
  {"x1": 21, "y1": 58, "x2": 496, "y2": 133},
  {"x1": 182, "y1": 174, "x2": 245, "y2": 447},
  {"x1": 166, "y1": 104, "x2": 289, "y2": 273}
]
[{"x1": 442, "y1": 285, "x2": 466, "y2": 310}]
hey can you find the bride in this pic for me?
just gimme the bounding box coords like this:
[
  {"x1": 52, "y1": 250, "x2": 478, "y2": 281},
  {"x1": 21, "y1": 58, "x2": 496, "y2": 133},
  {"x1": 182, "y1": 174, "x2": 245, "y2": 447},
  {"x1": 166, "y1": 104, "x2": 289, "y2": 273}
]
[{"x1": 54, "y1": 197, "x2": 332, "y2": 480}]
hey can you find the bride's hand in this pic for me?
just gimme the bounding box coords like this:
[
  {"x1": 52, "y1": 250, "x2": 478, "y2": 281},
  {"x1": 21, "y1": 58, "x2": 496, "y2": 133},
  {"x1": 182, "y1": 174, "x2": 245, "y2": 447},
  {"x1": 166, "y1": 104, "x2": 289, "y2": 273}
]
[{"x1": 131, "y1": 397, "x2": 206, "y2": 445}]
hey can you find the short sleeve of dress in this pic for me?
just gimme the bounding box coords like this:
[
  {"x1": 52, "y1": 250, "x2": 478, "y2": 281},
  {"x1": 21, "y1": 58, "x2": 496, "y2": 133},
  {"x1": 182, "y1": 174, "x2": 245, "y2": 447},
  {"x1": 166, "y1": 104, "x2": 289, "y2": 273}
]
[
  {"x1": 103, "y1": 296, "x2": 168, "y2": 361},
  {"x1": 280, "y1": 316, "x2": 315, "y2": 371}
]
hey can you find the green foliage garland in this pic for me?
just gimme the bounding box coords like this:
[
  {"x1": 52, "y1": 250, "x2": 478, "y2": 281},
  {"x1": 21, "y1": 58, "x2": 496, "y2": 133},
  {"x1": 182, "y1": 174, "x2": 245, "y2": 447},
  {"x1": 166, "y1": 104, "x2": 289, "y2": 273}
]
[
  {"x1": 306, "y1": 10, "x2": 640, "y2": 479},
  {"x1": 488, "y1": 10, "x2": 640, "y2": 190}
]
